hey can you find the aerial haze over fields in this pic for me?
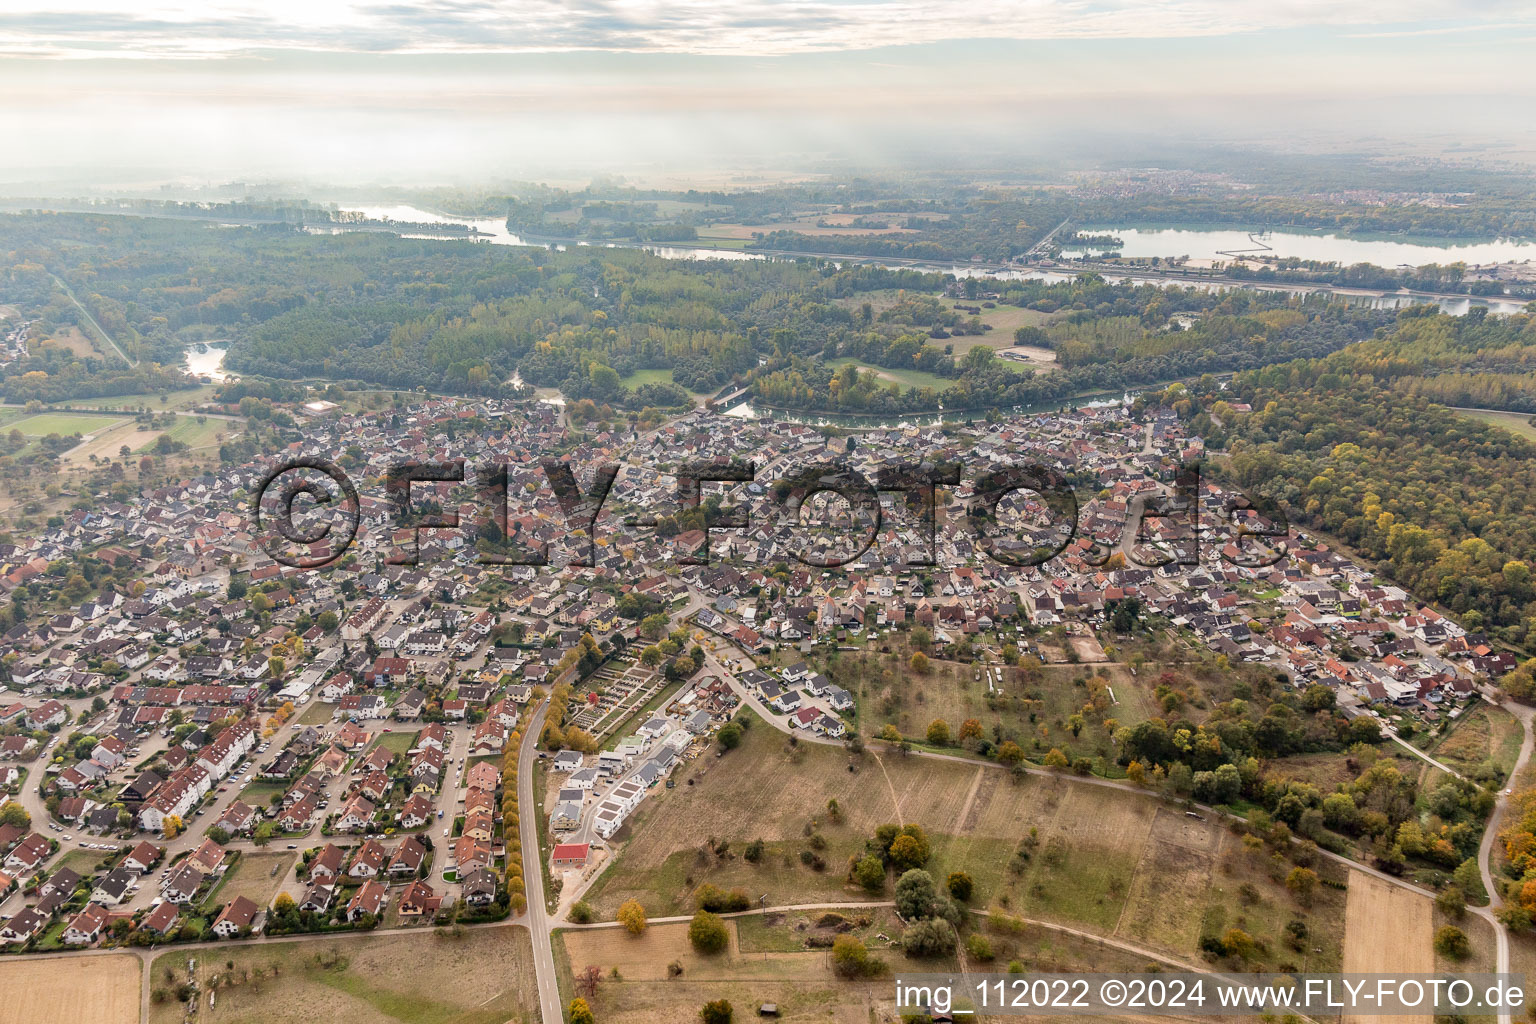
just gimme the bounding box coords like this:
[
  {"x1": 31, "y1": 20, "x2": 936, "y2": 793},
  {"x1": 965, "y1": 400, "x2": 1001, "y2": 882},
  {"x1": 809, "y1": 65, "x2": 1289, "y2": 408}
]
[{"x1": 2, "y1": 4, "x2": 1536, "y2": 1024}]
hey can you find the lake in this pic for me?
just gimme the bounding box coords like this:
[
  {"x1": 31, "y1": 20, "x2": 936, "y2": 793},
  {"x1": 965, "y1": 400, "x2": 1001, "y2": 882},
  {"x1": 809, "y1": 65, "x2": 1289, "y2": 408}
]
[
  {"x1": 1064, "y1": 226, "x2": 1536, "y2": 267},
  {"x1": 184, "y1": 342, "x2": 231, "y2": 381}
]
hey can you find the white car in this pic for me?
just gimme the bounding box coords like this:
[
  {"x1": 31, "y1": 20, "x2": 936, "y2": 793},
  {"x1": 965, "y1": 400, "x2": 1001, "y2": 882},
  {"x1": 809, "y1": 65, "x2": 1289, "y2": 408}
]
[{"x1": 443, "y1": 827, "x2": 450, "y2": 837}]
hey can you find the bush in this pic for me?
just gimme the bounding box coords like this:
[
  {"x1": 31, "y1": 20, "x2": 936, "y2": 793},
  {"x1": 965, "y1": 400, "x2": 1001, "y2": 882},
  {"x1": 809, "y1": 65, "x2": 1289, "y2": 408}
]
[
  {"x1": 696, "y1": 884, "x2": 750, "y2": 913},
  {"x1": 569, "y1": 900, "x2": 595, "y2": 924},
  {"x1": 853, "y1": 853, "x2": 886, "y2": 892},
  {"x1": 569, "y1": 998, "x2": 596, "y2": 1024},
  {"x1": 1434, "y1": 925, "x2": 1471, "y2": 961},
  {"x1": 965, "y1": 933, "x2": 994, "y2": 961},
  {"x1": 947, "y1": 871, "x2": 973, "y2": 903},
  {"x1": 832, "y1": 934, "x2": 882, "y2": 977},
  {"x1": 689, "y1": 910, "x2": 729, "y2": 954},
  {"x1": 901, "y1": 917, "x2": 958, "y2": 958},
  {"x1": 700, "y1": 999, "x2": 733, "y2": 1024}
]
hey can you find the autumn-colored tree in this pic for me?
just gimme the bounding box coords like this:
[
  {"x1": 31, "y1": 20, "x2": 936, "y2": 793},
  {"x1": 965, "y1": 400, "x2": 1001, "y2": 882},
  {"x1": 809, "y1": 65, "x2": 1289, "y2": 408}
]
[
  {"x1": 926, "y1": 719, "x2": 950, "y2": 746},
  {"x1": 958, "y1": 718, "x2": 982, "y2": 741},
  {"x1": 618, "y1": 899, "x2": 648, "y2": 936},
  {"x1": 909, "y1": 651, "x2": 930, "y2": 675}
]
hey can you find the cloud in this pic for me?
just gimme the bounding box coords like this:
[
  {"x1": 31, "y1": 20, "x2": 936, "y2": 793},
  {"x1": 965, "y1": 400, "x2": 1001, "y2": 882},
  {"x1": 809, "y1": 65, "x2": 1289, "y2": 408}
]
[{"x1": 0, "y1": 0, "x2": 1530, "y2": 59}]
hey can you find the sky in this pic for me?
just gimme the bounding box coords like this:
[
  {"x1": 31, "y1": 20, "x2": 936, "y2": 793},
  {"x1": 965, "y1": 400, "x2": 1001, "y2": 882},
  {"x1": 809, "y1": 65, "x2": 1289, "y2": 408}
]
[{"x1": 1, "y1": 1, "x2": 1534, "y2": 187}]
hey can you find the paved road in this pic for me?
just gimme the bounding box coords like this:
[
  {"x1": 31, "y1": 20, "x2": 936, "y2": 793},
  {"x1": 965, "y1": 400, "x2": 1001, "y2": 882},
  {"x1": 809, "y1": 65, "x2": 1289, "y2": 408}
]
[
  {"x1": 516, "y1": 701, "x2": 563, "y2": 1024},
  {"x1": 1478, "y1": 699, "x2": 1535, "y2": 1024}
]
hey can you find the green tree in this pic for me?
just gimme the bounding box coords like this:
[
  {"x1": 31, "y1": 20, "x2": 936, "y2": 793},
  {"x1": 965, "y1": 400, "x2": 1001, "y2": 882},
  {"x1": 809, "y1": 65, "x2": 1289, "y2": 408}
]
[
  {"x1": 947, "y1": 872, "x2": 974, "y2": 903},
  {"x1": 688, "y1": 910, "x2": 728, "y2": 954},
  {"x1": 1434, "y1": 925, "x2": 1471, "y2": 960}
]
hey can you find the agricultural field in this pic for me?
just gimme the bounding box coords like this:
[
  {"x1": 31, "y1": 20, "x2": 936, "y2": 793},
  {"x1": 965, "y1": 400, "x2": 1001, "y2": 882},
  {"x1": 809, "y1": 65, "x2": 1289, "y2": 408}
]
[
  {"x1": 0, "y1": 953, "x2": 140, "y2": 1024},
  {"x1": 207, "y1": 850, "x2": 297, "y2": 909},
  {"x1": 577, "y1": 714, "x2": 1344, "y2": 967},
  {"x1": 1341, "y1": 869, "x2": 1434, "y2": 1024},
  {"x1": 149, "y1": 926, "x2": 538, "y2": 1024}
]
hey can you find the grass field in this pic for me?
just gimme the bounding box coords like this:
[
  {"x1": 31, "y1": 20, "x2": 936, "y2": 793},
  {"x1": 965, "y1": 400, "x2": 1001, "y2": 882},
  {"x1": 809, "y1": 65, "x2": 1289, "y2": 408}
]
[
  {"x1": 824, "y1": 357, "x2": 953, "y2": 393},
  {"x1": 0, "y1": 953, "x2": 140, "y2": 1024},
  {"x1": 206, "y1": 850, "x2": 296, "y2": 909},
  {"x1": 9, "y1": 411, "x2": 127, "y2": 436},
  {"x1": 132, "y1": 413, "x2": 229, "y2": 453},
  {"x1": 51, "y1": 385, "x2": 218, "y2": 411},
  {"x1": 825, "y1": 643, "x2": 1165, "y2": 768},
  {"x1": 559, "y1": 920, "x2": 906, "y2": 1024},
  {"x1": 1456, "y1": 407, "x2": 1536, "y2": 442},
  {"x1": 1342, "y1": 869, "x2": 1433, "y2": 1024},
  {"x1": 1429, "y1": 702, "x2": 1523, "y2": 782},
  {"x1": 579, "y1": 714, "x2": 1345, "y2": 966},
  {"x1": 616, "y1": 368, "x2": 708, "y2": 396},
  {"x1": 149, "y1": 926, "x2": 538, "y2": 1024},
  {"x1": 370, "y1": 731, "x2": 416, "y2": 756}
]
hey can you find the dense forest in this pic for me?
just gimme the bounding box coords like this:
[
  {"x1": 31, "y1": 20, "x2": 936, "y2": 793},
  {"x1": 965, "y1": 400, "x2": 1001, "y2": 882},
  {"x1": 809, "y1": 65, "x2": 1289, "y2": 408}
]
[
  {"x1": 754, "y1": 277, "x2": 1388, "y2": 415},
  {"x1": 1201, "y1": 308, "x2": 1536, "y2": 647}
]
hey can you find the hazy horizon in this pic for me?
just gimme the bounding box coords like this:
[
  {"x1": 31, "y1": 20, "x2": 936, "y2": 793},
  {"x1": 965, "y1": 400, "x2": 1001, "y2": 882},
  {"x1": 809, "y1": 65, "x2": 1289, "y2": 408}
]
[{"x1": 2, "y1": 2, "x2": 1535, "y2": 187}]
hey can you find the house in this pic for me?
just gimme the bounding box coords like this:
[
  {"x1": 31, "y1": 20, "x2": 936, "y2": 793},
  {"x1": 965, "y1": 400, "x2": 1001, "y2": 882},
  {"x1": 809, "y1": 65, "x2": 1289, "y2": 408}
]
[
  {"x1": 0, "y1": 907, "x2": 47, "y2": 944},
  {"x1": 460, "y1": 868, "x2": 497, "y2": 906},
  {"x1": 551, "y1": 842, "x2": 589, "y2": 869},
  {"x1": 299, "y1": 883, "x2": 335, "y2": 914},
  {"x1": 452, "y1": 836, "x2": 492, "y2": 873},
  {"x1": 551, "y1": 750, "x2": 583, "y2": 772},
  {"x1": 345, "y1": 879, "x2": 387, "y2": 922},
  {"x1": 139, "y1": 901, "x2": 180, "y2": 936},
  {"x1": 187, "y1": 837, "x2": 228, "y2": 876},
  {"x1": 92, "y1": 865, "x2": 137, "y2": 906},
  {"x1": 4, "y1": 832, "x2": 49, "y2": 873},
  {"x1": 389, "y1": 836, "x2": 427, "y2": 878},
  {"x1": 62, "y1": 904, "x2": 109, "y2": 945},
  {"x1": 123, "y1": 840, "x2": 162, "y2": 874},
  {"x1": 162, "y1": 863, "x2": 205, "y2": 903},
  {"x1": 333, "y1": 795, "x2": 376, "y2": 832},
  {"x1": 309, "y1": 844, "x2": 345, "y2": 883},
  {"x1": 550, "y1": 801, "x2": 582, "y2": 832},
  {"x1": 348, "y1": 839, "x2": 386, "y2": 878},
  {"x1": 212, "y1": 895, "x2": 260, "y2": 938},
  {"x1": 398, "y1": 879, "x2": 441, "y2": 917},
  {"x1": 398, "y1": 793, "x2": 434, "y2": 829}
]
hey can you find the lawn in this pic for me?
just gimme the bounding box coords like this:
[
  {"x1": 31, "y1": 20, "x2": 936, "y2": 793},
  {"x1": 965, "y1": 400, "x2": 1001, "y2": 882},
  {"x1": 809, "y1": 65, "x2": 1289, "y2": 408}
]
[
  {"x1": 825, "y1": 357, "x2": 953, "y2": 393},
  {"x1": 369, "y1": 731, "x2": 416, "y2": 756},
  {"x1": 150, "y1": 927, "x2": 538, "y2": 1024},
  {"x1": 204, "y1": 850, "x2": 296, "y2": 910},
  {"x1": 617, "y1": 368, "x2": 708, "y2": 396},
  {"x1": 558, "y1": 919, "x2": 921, "y2": 1024},
  {"x1": 9, "y1": 411, "x2": 127, "y2": 436},
  {"x1": 51, "y1": 386, "x2": 217, "y2": 411},
  {"x1": 133, "y1": 414, "x2": 229, "y2": 453}
]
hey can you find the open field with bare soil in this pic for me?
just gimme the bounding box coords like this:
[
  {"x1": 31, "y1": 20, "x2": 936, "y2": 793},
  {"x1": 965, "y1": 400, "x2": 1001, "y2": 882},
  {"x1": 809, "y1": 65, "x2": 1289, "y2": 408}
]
[
  {"x1": 0, "y1": 953, "x2": 141, "y2": 1024},
  {"x1": 207, "y1": 850, "x2": 297, "y2": 909},
  {"x1": 149, "y1": 927, "x2": 538, "y2": 1024},
  {"x1": 1342, "y1": 869, "x2": 1434, "y2": 1024}
]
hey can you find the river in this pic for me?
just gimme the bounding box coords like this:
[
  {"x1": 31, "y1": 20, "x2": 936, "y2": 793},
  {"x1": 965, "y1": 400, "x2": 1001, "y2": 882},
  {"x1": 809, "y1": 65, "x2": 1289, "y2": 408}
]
[{"x1": 326, "y1": 204, "x2": 1533, "y2": 316}]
